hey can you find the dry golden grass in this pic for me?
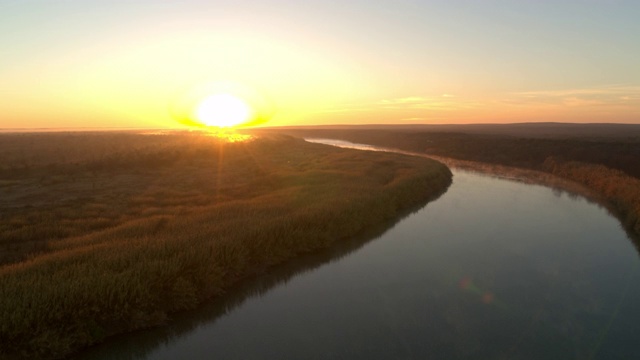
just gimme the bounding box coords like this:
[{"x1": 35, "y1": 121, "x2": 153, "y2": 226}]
[
  {"x1": 0, "y1": 131, "x2": 451, "y2": 359},
  {"x1": 542, "y1": 157, "x2": 640, "y2": 235}
]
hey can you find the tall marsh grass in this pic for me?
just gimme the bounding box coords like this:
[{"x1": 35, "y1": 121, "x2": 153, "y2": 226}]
[
  {"x1": 271, "y1": 128, "x2": 640, "y2": 239},
  {"x1": 0, "y1": 132, "x2": 451, "y2": 359}
]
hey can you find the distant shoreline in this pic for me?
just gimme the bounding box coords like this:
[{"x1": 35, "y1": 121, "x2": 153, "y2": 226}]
[
  {"x1": 272, "y1": 128, "x2": 640, "y2": 241},
  {"x1": 3, "y1": 121, "x2": 640, "y2": 137}
]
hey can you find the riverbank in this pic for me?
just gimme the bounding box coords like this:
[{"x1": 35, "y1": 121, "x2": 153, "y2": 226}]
[
  {"x1": 0, "y1": 132, "x2": 451, "y2": 359},
  {"x1": 272, "y1": 128, "x2": 640, "y2": 239},
  {"x1": 70, "y1": 158, "x2": 640, "y2": 360},
  {"x1": 393, "y1": 152, "x2": 640, "y2": 244}
]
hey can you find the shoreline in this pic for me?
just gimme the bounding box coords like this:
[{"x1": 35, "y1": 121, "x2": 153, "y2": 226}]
[
  {"x1": 0, "y1": 135, "x2": 452, "y2": 359},
  {"x1": 304, "y1": 136, "x2": 640, "y2": 245}
]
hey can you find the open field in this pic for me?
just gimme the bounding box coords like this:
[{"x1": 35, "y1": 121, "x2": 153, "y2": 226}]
[
  {"x1": 0, "y1": 131, "x2": 451, "y2": 359},
  {"x1": 265, "y1": 124, "x2": 640, "y2": 237}
]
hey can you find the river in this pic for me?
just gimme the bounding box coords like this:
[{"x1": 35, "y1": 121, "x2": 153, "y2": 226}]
[{"x1": 75, "y1": 139, "x2": 640, "y2": 360}]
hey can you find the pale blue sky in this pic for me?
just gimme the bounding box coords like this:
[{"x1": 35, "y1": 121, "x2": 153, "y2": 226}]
[{"x1": 1, "y1": 0, "x2": 639, "y2": 127}]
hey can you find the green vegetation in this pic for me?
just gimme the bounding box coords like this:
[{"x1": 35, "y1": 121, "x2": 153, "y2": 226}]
[
  {"x1": 0, "y1": 131, "x2": 451, "y2": 359},
  {"x1": 269, "y1": 126, "x2": 640, "y2": 237}
]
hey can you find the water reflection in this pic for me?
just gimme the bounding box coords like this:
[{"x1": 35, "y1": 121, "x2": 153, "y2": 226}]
[
  {"x1": 308, "y1": 138, "x2": 640, "y2": 255},
  {"x1": 75, "y1": 142, "x2": 640, "y2": 360},
  {"x1": 73, "y1": 185, "x2": 449, "y2": 360}
]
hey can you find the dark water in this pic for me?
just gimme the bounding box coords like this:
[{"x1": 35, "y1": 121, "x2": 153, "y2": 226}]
[{"x1": 76, "y1": 141, "x2": 640, "y2": 360}]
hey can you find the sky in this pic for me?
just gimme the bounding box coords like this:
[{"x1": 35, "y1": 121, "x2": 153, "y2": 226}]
[{"x1": 1, "y1": 0, "x2": 639, "y2": 129}]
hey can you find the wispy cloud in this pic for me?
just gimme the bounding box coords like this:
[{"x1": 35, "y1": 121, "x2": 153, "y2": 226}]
[
  {"x1": 318, "y1": 93, "x2": 483, "y2": 115},
  {"x1": 319, "y1": 107, "x2": 373, "y2": 113},
  {"x1": 501, "y1": 85, "x2": 640, "y2": 108},
  {"x1": 317, "y1": 85, "x2": 640, "y2": 122},
  {"x1": 379, "y1": 96, "x2": 429, "y2": 105}
]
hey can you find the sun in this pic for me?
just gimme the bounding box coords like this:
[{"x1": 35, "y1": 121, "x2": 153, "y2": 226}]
[
  {"x1": 196, "y1": 93, "x2": 252, "y2": 128},
  {"x1": 172, "y1": 81, "x2": 275, "y2": 129}
]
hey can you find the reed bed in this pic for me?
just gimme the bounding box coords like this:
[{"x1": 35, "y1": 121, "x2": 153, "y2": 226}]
[
  {"x1": 271, "y1": 128, "x2": 640, "y2": 239},
  {"x1": 0, "y1": 132, "x2": 451, "y2": 359}
]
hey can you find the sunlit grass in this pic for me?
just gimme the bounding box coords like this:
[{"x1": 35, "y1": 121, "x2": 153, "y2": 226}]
[
  {"x1": 203, "y1": 128, "x2": 253, "y2": 142},
  {"x1": 274, "y1": 128, "x2": 640, "y2": 239},
  {"x1": 0, "y1": 131, "x2": 451, "y2": 359}
]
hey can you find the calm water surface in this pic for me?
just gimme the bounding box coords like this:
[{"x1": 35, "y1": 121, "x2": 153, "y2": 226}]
[{"x1": 76, "y1": 141, "x2": 640, "y2": 360}]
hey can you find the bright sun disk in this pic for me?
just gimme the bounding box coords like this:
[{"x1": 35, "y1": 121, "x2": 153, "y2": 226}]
[{"x1": 196, "y1": 93, "x2": 251, "y2": 127}]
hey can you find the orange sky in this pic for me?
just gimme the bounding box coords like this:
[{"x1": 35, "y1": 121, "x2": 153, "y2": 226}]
[{"x1": 1, "y1": 1, "x2": 639, "y2": 129}]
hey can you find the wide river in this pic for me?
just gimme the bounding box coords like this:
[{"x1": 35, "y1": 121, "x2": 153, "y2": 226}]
[{"x1": 76, "y1": 140, "x2": 640, "y2": 360}]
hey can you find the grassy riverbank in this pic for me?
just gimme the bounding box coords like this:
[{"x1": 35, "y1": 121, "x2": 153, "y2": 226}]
[
  {"x1": 269, "y1": 126, "x2": 640, "y2": 237},
  {"x1": 0, "y1": 131, "x2": 451, "y2": 359}
]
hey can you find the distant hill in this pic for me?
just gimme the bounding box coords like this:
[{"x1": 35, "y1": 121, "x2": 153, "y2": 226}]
[{"x1": 271, "y1": 123, "x2": 640, "y2": 140}]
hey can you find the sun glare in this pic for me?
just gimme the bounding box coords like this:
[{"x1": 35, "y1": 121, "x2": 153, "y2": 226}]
[{"x1": 196, "y1": 93, "x2": 252, "y2": 128}]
